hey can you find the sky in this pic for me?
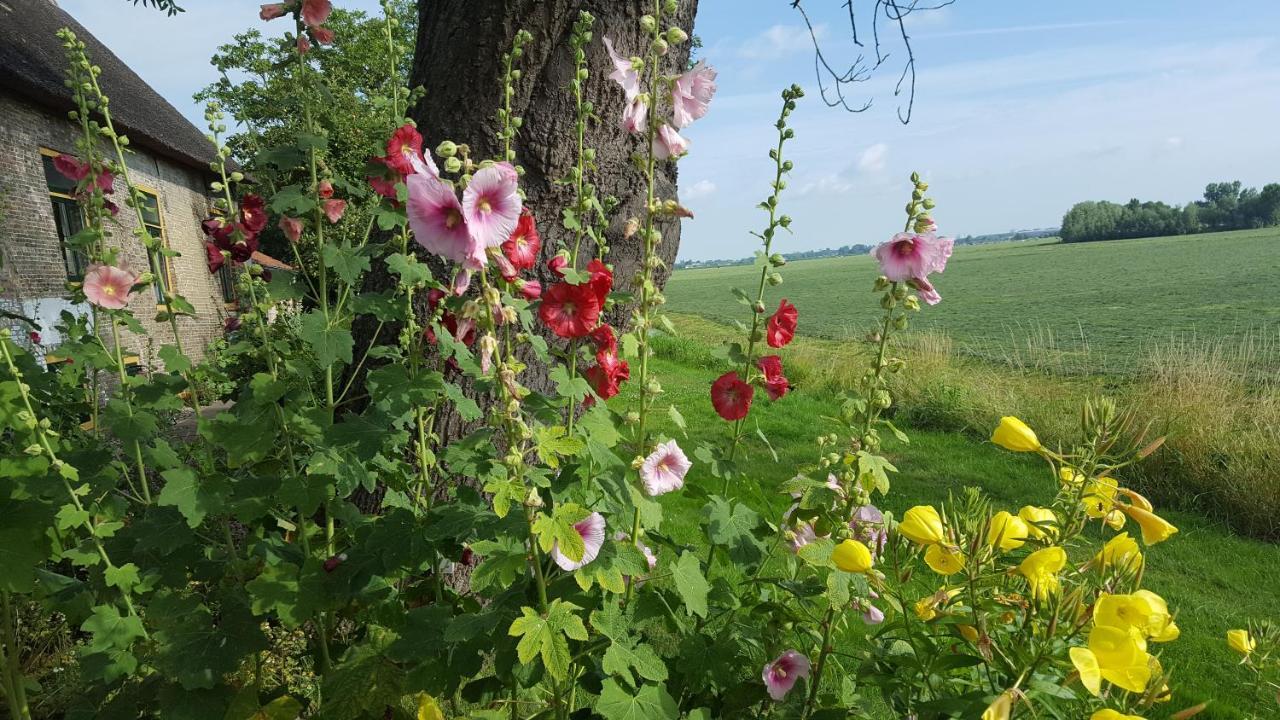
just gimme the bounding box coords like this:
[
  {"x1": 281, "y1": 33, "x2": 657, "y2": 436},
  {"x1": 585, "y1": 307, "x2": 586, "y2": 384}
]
[{"x1": 58, "y1": 0, "x2": 1280, "y2": 262}]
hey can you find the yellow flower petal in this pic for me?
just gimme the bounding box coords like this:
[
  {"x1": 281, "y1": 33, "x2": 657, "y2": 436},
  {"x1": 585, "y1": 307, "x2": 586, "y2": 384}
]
[
  {"x1": 987, "y1": 511, "x2": 1029, "y2": 551},
  {"x1": 1018, "y1": 546, "x2": 1066, "y2": 602},
  {"x1": 1091, "y1": 710, "x2": 1145, "y2": 720},
  {"x1": 1121, "y1": 504, "x2": 1178, "y2": 545},
  {"x1": 1018, "y1": 505, "x2": 1057, "y2": 539},
  {"x1": 924, "y1": 544, "x2": 965, "y2": 575},
  {"x1": 832, "y1": 539, "x2": 873, "y2": 573},
  {"x1": 899, "y1": 505, "x2": 946, "y2": 546},
  {"x1": 1069, "y1": 646, "x2": 1102, "y2": 696},
  {"x1": 981, "y1": 691, "x2": 1013, "y2": 720},
  {"x1": 1095, "y1": 532, "x2": 1144, "y2": 571},
  {"x1": 1227, "y1": 628, "x2": 1255, "y2": 655},
  {"x1": 991, "y1": 416, "x2": 1041, "y2": 452}
]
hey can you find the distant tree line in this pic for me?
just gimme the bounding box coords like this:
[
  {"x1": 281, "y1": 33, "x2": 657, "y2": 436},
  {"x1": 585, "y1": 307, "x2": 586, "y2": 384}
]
[
  {"x1": 1060, "y1": 181, "x2": 1280, "y2": 243},
  {"x1": 674, "y1": 229, "x2": 1058, "y2": 270}
]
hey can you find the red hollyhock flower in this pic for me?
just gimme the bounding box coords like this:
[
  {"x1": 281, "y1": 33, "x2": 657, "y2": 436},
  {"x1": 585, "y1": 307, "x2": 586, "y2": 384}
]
[
  {"x1": 202, "y1": 217, "x2": 233, "y2": 246},
  {"x1": 766, "y1": 298, "x2": 798, "y2": 348},
  {"x1": 228, "y1": 234, "x2": 259, "y2": 263},
  {"x1": 501, "y1": 211, "x2": 541, "y2": 271},
  {"x1": 385, "y1": 124, "x2": 424, "y2": 176},
  {"x1": 223, "y1": 316, "x2": 241, "y2": 333},
  {"x1": 318, "y1": 179, "x2": 335, "y2": 199},
  {"x1": 585, "y1": 350, "x2": 630, "y2": 403},
  {"x1": 517, "y1": 279, "x2": 541, "y2": 300},
  {"x1": 710, "y1": 371, "x2": 754, "y2": 421},
  {"x1": 28, "y1": 331, "x2": 41, "y2": 345},
  {"x1": 367, "y1": 157, "x2": 400, "y2": 200},
  {"x1": 590, "y1": 324, "x2": 617, "y2": 354},
  {"x1": 757, "y1": 355, "x2": 790, "y2": 401},
  {"x1": 586, "y1": 259, "x2": 613, "y2": 306},
  {"x1": 239, "y1": 194, "x2": 268, "y2": 233},
  {"x1": 301, "y1": 0, "x2": 332, "y2": 27},
  {"x1": 312, "y1": 26, "x2": 335, "y2": 45},
  {"x1": 206, "y1": 242, "x2": 227, "y2": 274},
  {"x1": 547, "y1": 254, "x2": 568, "y2": 278},
  {"x1": 538, "y1": 281, "x2": 601, "y2": 338},
  {"x1": 297, "y1": 34, "x2": 311, "y2": 54},
  {"x1": 52, "y1": 154, "x2": 89, "y2": 182}
]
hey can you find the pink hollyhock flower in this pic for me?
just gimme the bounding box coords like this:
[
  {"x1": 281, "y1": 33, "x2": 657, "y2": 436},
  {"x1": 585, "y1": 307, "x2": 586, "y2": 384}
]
[
  {"x1": 547, "y1": 254, "x2": 568, "y2": 278},
  {"x1": 296, "y1": 34, "x2": 311, "y2": 54},
  {"x1": 501, "y1": 210, "x2": 540, "y2": 270},
  {"x1": 206, "y1": 242, "x2": 227, "y2": 274},
  {"x1": 850, "y1": 505, "x2": 887, "y2": 557},
  {"x1": 279, "y1": 215, "x2": 304, "y2": 243},
  {"x1": 312, "y1": 26, "x2": 335, "y2": 45},
  {"x1": 671, "y1": 59, "x2": 717, "y2": 129},
  {"x1": 462, "y1": 163, "x2": 522, "y2": 248},
  {"x1": 551, "y1": 512, "x2": 606, "y2": 571},
  {"x1": 602, "y1": 37, "x2": 640, "y2": 101},
  {"x1": 407, "y1": 173, "x2": 485, "y2": 270},
  {"x1": 640, "y1": 439, "x2": 691, "y2": 496},
  {"x1": 788, "y1": 521, "x2": 818, "y2": 552},
  {"x1": 538, "y1": 281, "x2": 601, "y2": 339},
  {"x1": 763, "y1": 650, "x2": 810, "y2": 701},
  {"x1": 452, "y1": 269, "x2": 473, "y2": 296},
  {"x1": 492, "y1": 251, "x2": 518, "y2": 282},
  {"x1": 911, "y1": 276, "x2": 942, "y2": 306},
  {"x1": 757, "y1": 355, "x2": 790, "y2": 401},
  {"x1": 93, "y1": 169, "x2": 115, "y2": 194},
  {"x1": 82, "y1": 264, "x2": 137, "y2": 310},
  {"x1": 318, "y1": 179, "x2": 334, "y2": 199},
  {"x1": 710, "y1": 371, "x2": 753, "y2": 421},
  {"x1": 766, "y1": 299, "x2": 798, "y2": 348},
  {"x1": 620, "y1": 97, "x2": 648, "y2": 134},
  {"x1": 653, "y1": 124, "x2": 690, "y2": 160},
  {"x1": 259, "y1": 3, "x2": 287, "y2": 21},
  {"x1": 52, "y1": 154, "x2": 89, "y2": 182},
  {"x1": 300, "y1": 0, "x2": 331, "y2": 27},
  {"x1": 323, "y1": 199, "x2": 347, "y2": 224},
  {"x1": 871, "y1": 231, "x2": 954, "y2": 284},
  {"x1": 517, "y1": 279, "x2": 542, "y2": 300}
]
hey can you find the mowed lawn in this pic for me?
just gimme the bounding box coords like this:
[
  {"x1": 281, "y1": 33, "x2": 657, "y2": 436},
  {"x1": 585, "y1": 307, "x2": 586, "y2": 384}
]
[
  {"x1": 666, "y1": 228, "x2": 1280, "y2": 373},
  {"x1": 617, "y1": 352, "x2": 1280, "y2": 718}
]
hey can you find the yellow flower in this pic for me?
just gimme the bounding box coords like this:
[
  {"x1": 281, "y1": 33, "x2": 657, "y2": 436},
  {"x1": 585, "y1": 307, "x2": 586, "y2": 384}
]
[
  {"x1": 1104, "y1": 509, "x2": 1126, "y2": 530},
  {"x1": 1119, "y1": 487, "x2": 1153, "y2": 512},
  {"x1": 1018, "y1": 546, "x2": 1066, "y2": 602},
  {"x1": 832, "y1": 539, "x2": 873, "y2": 573},
  {"x1": 1090, "y1": 710, "x2": 1144, "y2": 720},
  {"x1": 1082, "y1": 476, "x2": 1119, "y2": 518},
  {"x1": 1095, "y1": 532, "x2": 1143, "y2": 571},
  {"x1": 1059, "y1": 466, "x2": 1084, "y2": 486},
  {"x1": 1070, "y1": 646, "x2": 1102, "y2": 696},
  {"x1": 987, "y1": 511, "x2": 1029, "y2": 551},
  {"x1": 416, "y1": 693, "x2": 445, "y2": 720},
  {"x1": 1018, "y1": 505, "x2": 1057, "y2": 539},
  {"x1": 981, "y1": 691, "x2": 1013, "y2": 720},
  {"x1": 914, "y1": 588, "x2": 961, "y2": 621},
  {"x1": 1094, "y1": 592, "x2": 1178, "y2": 642},
  {"x1": 924, "y1": 544, "x2": 965, "y2": 575},
  {"x1": 899, "y1": 505, "x2": 946, "y2": 546},
  {"x1": 1120, "y1": 504, "x2": 1178, "y2": 545},
  {"x1": 991, "y1": 416, "x2": 1041, "y2": 452},
  {"x1": 1227, "y1": 628, "x2": 1255, "y2": 655},
  {"x1": 958, "y1": 624, "x2": 980, "y2": 643},
  {"x1": 1087, "y1": 624, "x2": 1151, "y2": 694}
]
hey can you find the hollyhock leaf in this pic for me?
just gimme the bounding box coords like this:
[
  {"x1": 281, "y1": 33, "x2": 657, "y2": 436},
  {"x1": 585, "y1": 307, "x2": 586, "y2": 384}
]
[
  {"x1": 245, "y1": 562, "x2": 308, "y2": 627},
  {"x1": 295, "y1": 132, "x2": 328, "y2": 152},
  {"x1": 856, "y1": 451, "x2": 897, "y2": 496},
  {"x1": 269, "y1": 184, "x2": 316, "y2": 215},
  {"x1": 798, "y1": 537, "x2": 837, "y2": 568},
  {"x1": 703, "y1": 497, "x2": 762, "y2": 560},
  {"x1": 596, "y1": 680, "x2": 679, "y2": 720},
  {"x1": 629, "y1": 486, "x2": 664, "y2": 532},
  {"x1": 300, "y1": 310, "x2": 353, "y2": 368},
  {"x1": 534, "y1": 426, "x2": 586, "y2": 469},
  {"x1": 0, "y1": 498, "x2": 55, "y2": 593},
  {"x1": 442, "y1": 382, "x2": 483, "y2": 421},
  {"x1": 882, "y1": 419, "x2": 911, "y2": 444},
  {"x1": 672, "y1": 551, "x2": 709, "y2": 618},
  {"x1": 550, "y1": 366, "x2": 593, "y2": 402},
  {"x1": 255, "y1": 144, "x2": 305, "y2": 170},
  {"x1": 385, "y1": 252, "x2": 432, "y2": 287},
  {"x1": 158, "y1": 468, "x2": 223, "y2": 528},
  {"x1": 603, "y1": 638, "x2": 669, "y2": 686},
  {"x1": 827, "y1": 569, "x2": 851, "y2": 606},
  {"x1": 667, "y1": 405, "x2": 687, "y2": 436},
  {"x1": 149, "y1": 594, "x2": 266, "y2": 691},
  {"x1": 469, "y1": 538, "x2": 527, "y2": 594},
  {"x1": 103, "y1": 399, "x2": 158, "y2": 443},
  {"x1": 375, "y1": 205, "x2": 408, "y2": 231},
  {"x1": 103, "y1": 563, "x2": 140, "y2": 593},
  {"x1": 82, "y1": 604, "x2": 146, "y2": 652},
  {"x1": 321, "y1": 244, "x2": 371, "y2": 286}
]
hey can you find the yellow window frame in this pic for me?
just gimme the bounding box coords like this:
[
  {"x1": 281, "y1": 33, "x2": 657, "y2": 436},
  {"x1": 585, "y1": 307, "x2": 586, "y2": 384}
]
[
  {"x1": 39, "y1": 147, "x2": 91, "y2": 279},
  {"x1": 134, "y1": 184, "x2": 178, "y2": 309}
]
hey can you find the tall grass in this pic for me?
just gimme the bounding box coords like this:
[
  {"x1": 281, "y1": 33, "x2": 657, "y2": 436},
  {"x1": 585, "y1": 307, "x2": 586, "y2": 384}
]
[{"x1": 659, "y1": 313, "x2": 1280, "y2": 540}]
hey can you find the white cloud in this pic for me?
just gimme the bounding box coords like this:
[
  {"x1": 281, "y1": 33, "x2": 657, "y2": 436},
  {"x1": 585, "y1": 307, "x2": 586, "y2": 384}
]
[
  {"x1": 1166, "y1": 136, "x2": 1184, "y2": 148},
  {"x1": 794, "y1": 173, "x2": 854, "y2": 197},
  {"x1": 683, "y1": 180, "x2": 717, "y2": 198},
  {"x1": 737, "y1": 23, "x2": 826, "y2": 61},
  {"x1": 857, "y1": 143, "x2": 888, "y2": 173}
]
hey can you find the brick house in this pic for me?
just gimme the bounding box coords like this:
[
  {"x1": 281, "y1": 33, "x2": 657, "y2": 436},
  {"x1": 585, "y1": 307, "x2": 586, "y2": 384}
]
[{"x1": 0, "y1": 0, "x2": 262, "y2": 366}]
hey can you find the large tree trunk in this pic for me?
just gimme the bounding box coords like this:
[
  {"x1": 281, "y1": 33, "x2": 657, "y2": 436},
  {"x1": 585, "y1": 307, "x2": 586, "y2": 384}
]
[{"x1": 410, "y1": 0, "x2": 698, "y2": 410}]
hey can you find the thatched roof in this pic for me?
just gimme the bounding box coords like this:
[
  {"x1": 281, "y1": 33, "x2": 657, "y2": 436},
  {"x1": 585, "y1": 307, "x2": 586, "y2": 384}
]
[{"x1": 0, "y1": 0, "x2": 219, "y2": 174}]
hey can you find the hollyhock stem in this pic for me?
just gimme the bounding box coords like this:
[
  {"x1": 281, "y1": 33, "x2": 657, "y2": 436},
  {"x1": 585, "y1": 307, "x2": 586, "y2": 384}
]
[
  {"x1": 107, "y1": 317, "x2": 151, "y2": 504},
  {"x1": 0, "y1": 592, "x2": 31, "y2": 720}
]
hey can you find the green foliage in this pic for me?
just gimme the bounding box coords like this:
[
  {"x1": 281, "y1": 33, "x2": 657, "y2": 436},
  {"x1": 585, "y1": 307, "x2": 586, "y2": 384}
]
[{"x1": 1060, "y1": 180, "x2": 1280, "y2": 243}]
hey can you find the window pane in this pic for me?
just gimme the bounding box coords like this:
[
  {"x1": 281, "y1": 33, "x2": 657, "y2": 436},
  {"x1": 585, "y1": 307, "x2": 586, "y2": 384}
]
[
  {"x1": 218, "y1": 265, "x2": 237, "y2": 303},
  {"x1": 50, "y1": 197, "x2": 88, "y2": 280},
  {"x1": 139, "y1": 192, "x2": 161, "y2": 226},
  {"x1": 42, "y1": 154, "x2": 77, "y2": 194}
]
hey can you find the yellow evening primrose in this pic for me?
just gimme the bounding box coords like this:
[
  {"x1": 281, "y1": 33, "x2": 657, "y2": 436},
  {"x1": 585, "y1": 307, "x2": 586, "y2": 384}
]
[
  {"x1": 1018, "y1": 546, "x2": 1066, "y2": 602},
  {"x1": 987, "y1": 510, "x2": 1029, "y2": 551},
  {"x1": 1018, "y1": 505, "x2": 1057, "y2": 539},
  {"x1": 914, "y1": 588, "x2": 962, "y2": 621},
  {"x1": 832, "y1": 539, "x2": 873, "y2": 573},
  {"x1": 1104, "y1": 509, "x2": 1126, "y2": 530},
  {"x1": 1120, "y1": 504, "x2": 1179, "y2": 545},
  {"x1": 1091, "y1": 710, "x2": 1145, "y2": 720},
  {"x1": 924, "y1": 544, "x2": 965, "y2": 575},
  {"x1": 991, "y1": 416, "x2": 1041, "y2": 452},
  {"x1": 1082, "y1": 476, "x2": 1120, "y2": 518},
  {"x1": 1095, "y1": 592, "x2": 1179, "y2": 642},
  {"x1": 1095, "y1": 532, "x2": 1144, "y2": 571},
  {"x1": 1070, "y1": 646, "x2": 1103, "y2": 696},
  {"x1": 981, "y1": 691, "x2": 1013, "y2": 720},
  {"x1": 958, "y1": 624, "x2": 980, "y2": 643},
  {"x1": 1087, "y1": 624, "x2": 1152, "y2": 693},
  {"x1": 1059, "y1": 466, "x2": 1084, "y2": 486},
  {"x1": 899, "y1": 505, "x2": 946, "y2": 546},
  {"x1": 1119, "y1": 487, "x2": 1154, "y2": 512},
  {"x1": 1132, "y1": 590, "x2": 1179, "y2": 642},
  {"x1": 1227, "y1": 628, "x2": 1255, "y2": 655}
]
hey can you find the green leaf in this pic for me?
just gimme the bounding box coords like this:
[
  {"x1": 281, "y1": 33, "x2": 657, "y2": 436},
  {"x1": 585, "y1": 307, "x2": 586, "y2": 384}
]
[
  {"x1": 595, "y1": 680, "x2": 679, "y2": 720},
  {"x1": 82, "y1": 604, "x2": 145, "y2": 652},
  {"x1": 386, "y1": 252, "x2": 432, "y2": 287},
  {"x1": 299, "y1": 311, "x2": 353, "y2": 368},
  {"x1": 507, "y1": 600, "x2": 587, "y2": 680},
  {"x1": 671, "y1": 551, "x2": 709, "y2": 618},
  {"x1": 0, "y1": 498, "x2": 56, "y2": 592},
  {"x1": 667, "y1": 405, "x2": 687, "y2": 437},
  {"x1": 534, "y1": 425, "x2": 585, "y2": 468},
  {"x1": 322, "y1": 244, "x2": 371, "y2": 286},
  {"x1": 856, "y1": 451, "x2": 898, "y2": 496},
  {"x1": 703, "y1": 497, "x2": 763, "y2": 564},
  {"x1": 550, "y1": 366, "x2": 593, "y2": 402},
  {"x1": 158, "y1": 468, "x2": 223, "y2": 528},
  {"x1": 531, "y1": 504, "x2": 589, "y2": 561},
  {"x1": 158, "y1": 344, "x2": 192, "y2": 374},
  {"x1": 104, "y1": 563, "x2": 141, "y2": 593},
  {"x1": 246, "y1": 562, "x2": 311, "y2": 627}
]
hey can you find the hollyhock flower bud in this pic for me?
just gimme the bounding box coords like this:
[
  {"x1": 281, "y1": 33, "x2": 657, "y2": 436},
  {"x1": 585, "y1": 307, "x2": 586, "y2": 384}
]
[
  {"x1": 623, "y1": 217, "x2": 640, "y2": 238},
  {"x1": 436, "y1": 140, "x2": 458, "y2": 157},
  {"x1": 666, "y1": 27, "x2": 688, "y2": 44},
  {"x1": 317, "y1": 179, "x2": 334, "y2": 199},
  {"x1": 517, "y1": 279, "x2": 542, "y2": 300},
  {"x1": 323, "y1": 553, "x2": 347, "y2": 572},
  {"x1": 28, "y1": 331, "x2": 42, "y2": 344},
  {"x1": 259, "y1": 3, "x2": 288, "y2": 21},
  {"x1": 640, "y1": 15, "x2": 656, "y2": 32},
  {"x1": 296, "y1": 34, "x2": 312, "y2": 54},
  {"x1": 444, "y1": 156, "x2": 462, "y2": 174}
]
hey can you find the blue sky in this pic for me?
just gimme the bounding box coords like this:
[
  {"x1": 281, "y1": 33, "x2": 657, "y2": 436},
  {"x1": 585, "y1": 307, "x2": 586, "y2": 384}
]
[{"x1": 60, "y1": 0, "x2": 1280, "y2": 261}]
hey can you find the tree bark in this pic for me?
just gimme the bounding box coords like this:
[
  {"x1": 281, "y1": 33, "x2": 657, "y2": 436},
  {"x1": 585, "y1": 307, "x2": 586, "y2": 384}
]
[{"x1": 409, "y1": 0, "x2": 698, "y2": 405}]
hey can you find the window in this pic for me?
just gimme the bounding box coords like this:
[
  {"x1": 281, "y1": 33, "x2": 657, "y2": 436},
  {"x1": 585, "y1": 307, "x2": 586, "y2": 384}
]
[
  {"x1": 136, "y1": 189, "x2": 176, "y2": 305},
  {"x1": 40, "y1": 151, "x2": 89, "y2": 280},
  {"x1": 217, "y1": 264, "x2": 237, "y2": 305}
]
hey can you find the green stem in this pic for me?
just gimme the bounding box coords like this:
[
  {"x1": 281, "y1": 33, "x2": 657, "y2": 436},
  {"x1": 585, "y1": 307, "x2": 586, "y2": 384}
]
[
  {"x1": 1, "y1": 592, "x2": 32, "y2": 720},
  {"x1": 107, "y1": 317, "x2": 151, "y2": 504},
  {"x1": 799, "y1": 612, "x2": 835, "y2": 720}
]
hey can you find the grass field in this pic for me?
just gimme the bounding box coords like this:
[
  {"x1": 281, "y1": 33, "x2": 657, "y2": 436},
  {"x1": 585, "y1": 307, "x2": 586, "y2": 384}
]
[
  {"x1": 621, "y1": 351, "x2": 1280, "y2": 719},
  {"x1": 667, "y1": 228, "x2": 1280, "y2": 374}
]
